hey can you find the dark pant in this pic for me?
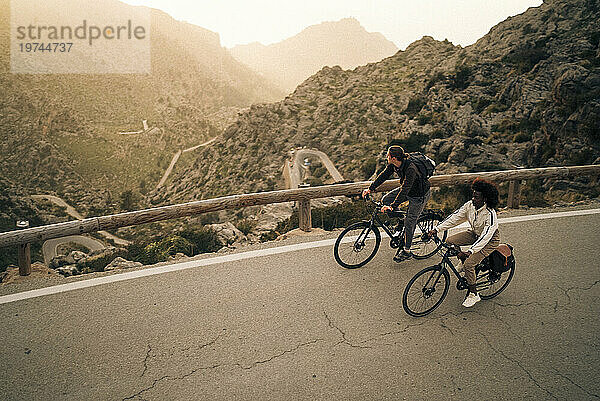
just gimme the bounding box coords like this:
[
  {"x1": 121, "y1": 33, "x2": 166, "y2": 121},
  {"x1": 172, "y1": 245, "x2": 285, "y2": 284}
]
[{"x1": 382, "y1": 188, "x2": 431, "y2": 249}]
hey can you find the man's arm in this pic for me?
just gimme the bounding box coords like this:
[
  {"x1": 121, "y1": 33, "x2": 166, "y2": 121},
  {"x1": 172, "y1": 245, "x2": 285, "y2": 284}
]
[
  {"x1": 368, "y1": 164, "x2": 394, "y2": 192},
  {"x1": 390, "y1": 165, "x2": 416, "y2": 208}
]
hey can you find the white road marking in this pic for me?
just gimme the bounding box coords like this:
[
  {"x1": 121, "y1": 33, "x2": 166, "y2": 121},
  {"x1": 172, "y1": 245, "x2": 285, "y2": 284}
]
[{"x1": 1, "y1": 208, "x2": 599, "y2": 305}]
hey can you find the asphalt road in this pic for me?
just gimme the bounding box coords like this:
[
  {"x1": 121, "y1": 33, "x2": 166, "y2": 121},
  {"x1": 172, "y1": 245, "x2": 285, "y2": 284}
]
[{"x1": 0, "y1": 210, "x2": 599, "y2": 400}]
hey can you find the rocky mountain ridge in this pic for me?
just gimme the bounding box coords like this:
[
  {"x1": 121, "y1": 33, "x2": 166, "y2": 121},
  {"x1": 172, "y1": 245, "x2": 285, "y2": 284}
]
[
  {"x1": 230, "y1": 17, "x2": 398, "y2": 93},
  {"x1": 0, "y1": 0, "x2": 284, "y2": 213},
  {"x1": 155, "y1": 0, "x2": 600, "y2": 206}
]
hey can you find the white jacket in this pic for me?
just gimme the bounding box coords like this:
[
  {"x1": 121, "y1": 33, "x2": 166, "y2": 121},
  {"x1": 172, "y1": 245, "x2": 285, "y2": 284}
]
[{"x1": 435, "y1": 200, "x2": 499, "y2": 254}]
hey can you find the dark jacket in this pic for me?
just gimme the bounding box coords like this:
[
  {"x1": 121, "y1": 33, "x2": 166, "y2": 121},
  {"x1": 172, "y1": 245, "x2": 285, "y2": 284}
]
[{"x1": 369, "y1": 161, "x2": 430, "y2": 207}]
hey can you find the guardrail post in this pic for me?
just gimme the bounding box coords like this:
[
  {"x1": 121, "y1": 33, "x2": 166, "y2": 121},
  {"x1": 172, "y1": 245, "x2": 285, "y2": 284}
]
[
  {"x1": 16, "y1": 220, "x2": 31, "y2": 276},
  {"x1": 298, "y1": 183, "x2": 312, "y2": 232},
  {"x1": 298, "y1": 199, "x2": 312, "y2": 232},
  {"x1": 507, "y1": 180, "x2": 522, "y2": 209}
]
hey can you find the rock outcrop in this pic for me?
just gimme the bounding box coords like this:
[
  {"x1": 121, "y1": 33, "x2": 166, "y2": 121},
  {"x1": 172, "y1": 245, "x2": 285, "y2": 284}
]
[{"x1": 156, "y1": 0, "x2": 599, "y2": 205}]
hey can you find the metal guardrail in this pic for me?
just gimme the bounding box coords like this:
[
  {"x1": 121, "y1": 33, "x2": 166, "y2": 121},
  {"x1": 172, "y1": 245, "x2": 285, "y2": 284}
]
[{"x1": 2, "y1": 164, "x2": 599, "y2": 275}]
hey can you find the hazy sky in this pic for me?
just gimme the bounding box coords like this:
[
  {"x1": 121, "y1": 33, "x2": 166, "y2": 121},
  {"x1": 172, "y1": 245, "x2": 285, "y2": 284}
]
[{"x1": 121, "y1": 0, "x2": 543, "y2": 49}]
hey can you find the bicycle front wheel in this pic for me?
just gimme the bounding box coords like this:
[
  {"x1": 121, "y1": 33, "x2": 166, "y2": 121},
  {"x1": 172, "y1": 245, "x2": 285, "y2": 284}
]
[
  {"x1": 403, "y1": 265, "x2": 450, "y2": 317},
  {"x1": 478, "y1": 263, "x2": 515, "y2": 300},
  {"x1": 411, "y1": 212, "x2": 447, "y2": 260},
  {"x1": 333, "y1": 221, "x2": 381, "y2": 269}
]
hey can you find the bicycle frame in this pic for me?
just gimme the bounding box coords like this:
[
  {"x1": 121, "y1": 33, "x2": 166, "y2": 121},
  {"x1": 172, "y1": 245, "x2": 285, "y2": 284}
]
[
  {"x1": 426, "y1": 238, "x2": 496, "y2": 292},
  {"x1": 365, "y1": 199, "x2": 404, "y2": 246}
]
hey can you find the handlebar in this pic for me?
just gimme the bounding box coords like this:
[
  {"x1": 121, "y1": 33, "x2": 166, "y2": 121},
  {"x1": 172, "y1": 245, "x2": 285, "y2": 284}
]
[
  {"x1": 362, "y1": 192, "x2": 383, "y2": 207},
  {"x1": 425, "y1": 232, "x2": 461, "y2": 257}
]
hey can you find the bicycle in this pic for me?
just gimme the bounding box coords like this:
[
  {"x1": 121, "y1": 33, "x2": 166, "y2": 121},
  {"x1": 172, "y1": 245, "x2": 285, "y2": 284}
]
[
  {"x1": 333, "y1": 196, "x2": 447, "y2": 269},
  {"x1": 402, "y1": 234, "x2": 516, "y2": 317}
]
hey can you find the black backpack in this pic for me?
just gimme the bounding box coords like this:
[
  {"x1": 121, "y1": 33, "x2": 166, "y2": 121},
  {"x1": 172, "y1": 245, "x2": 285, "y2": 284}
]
[{"x1": 408, "y1": 152, "x2": 436, "y2": 179}]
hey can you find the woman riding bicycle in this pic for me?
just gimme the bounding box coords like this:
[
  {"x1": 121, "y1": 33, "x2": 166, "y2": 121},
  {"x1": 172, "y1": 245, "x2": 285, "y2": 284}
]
[{"x1": 428, "y1": 178, "x2": 500, "y2": 308}]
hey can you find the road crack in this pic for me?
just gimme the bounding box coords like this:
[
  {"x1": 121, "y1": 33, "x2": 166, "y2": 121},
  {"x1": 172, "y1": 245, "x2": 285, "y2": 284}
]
[
  {"x1": 236, "y1": 339, "x2": 324, "y2": 370},
  {"x1": 323, "y1": 311, "x2": 372, "y2": 348},
  {"x1": 555, "y1": 280, "x2": 600, "y2": 310},
  {"x1": 478, "y1": 330, "x2": 557, "y2": 400},
  {"x1": 141, "y1": 344, "x2": 152, "y2": 377},
  {"x1": 551, "y1": 367, "x2": 600, "y2": 399},
  {"x1": 124, "y1": 335, "x2": 322, "y2": 400}
]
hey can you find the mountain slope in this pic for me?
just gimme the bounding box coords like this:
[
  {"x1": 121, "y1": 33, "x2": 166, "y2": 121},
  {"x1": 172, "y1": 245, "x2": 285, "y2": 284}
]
[
  {"x1": 156, "y1": 0, "x2": 600, "y2": 205},
  {"x1": 0, "y1": 0, "x2": 284, "y2": 214},
  {"x1": 230, "y1": 17, "x2": 398, "y2": 93}
]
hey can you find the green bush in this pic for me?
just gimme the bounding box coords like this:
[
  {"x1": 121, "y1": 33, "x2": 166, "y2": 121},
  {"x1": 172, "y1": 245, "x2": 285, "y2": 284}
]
[
  {"x1": 417, "y1": 113, "x2": 433, "y2": 126},
  {"x1": 484, "y1": 102, "x2": 509, "y2": 114},
  {"x1": 361, "y1": 158, "x2": 377, "y2": 179},
  {"x1": 79, "y1": 248, "x2": 128, "y2": 273},
  {"x1": 503, "y1": 43, "x2": 548, "y2": 73},
  {"x1": 237, "y1": 219, "x2": 256, "y2": 235},
  {"x1": 450, "y1": 65, "x2": 472, "y2": 90},
  {"x1": 179, "y1": 227, "x2": 222, "y2": 254},
  {"x1": 277, "y1": 199, "x2": 375, "y2": 233},
  {"x1": 259, "y1": 230, "x2": 279, "y2": 242},
  {"x1": 405, "y1": 95, "x2": 426, "y2": 118},
  {"x1": 472, "y1": 97, "x2": 492, "y2": 114},
  {"x1": 513, "y1": 132, "x2": 532, "y2": 143},
  {"x1": 158, "y1": 236, "x2": 193, "y2": 256},
  {"x1": 519, "y1": 180, "x2": 550, "y2": 207},
  {"x1": 126, "y1": 228, "x2": 221, "y2": 265}
]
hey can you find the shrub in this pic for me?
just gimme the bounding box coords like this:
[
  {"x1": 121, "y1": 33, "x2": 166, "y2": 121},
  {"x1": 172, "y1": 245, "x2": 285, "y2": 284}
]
[
  {"x1": 417, "y1": 113, "x2": 433, "y2": 126},
  {"x1": 361, "y1": 158, "x2": 377, "y2": 179},
  {"x1": 79, "y1": 248, "x2": 128, "y2": 273},
  {"x1": 484, "y1": 102, "x2": 509, "y2": 114},
  {"x1": 472, "y1": 97, "x2": 492, "y2": 114},
  {"x1": 236, "y1": 219, "x2": 256, "y2": 235},
  {"x1": 519, "y1": 180, "x2": 550, "y2": 207},
  {"x1": 425, "y1": 72, "x2": 446, "y2": 91},
  {"x1": 277, "y1": 199, "x2": 376, "y2": 233},
  {"x1": 513, "y1": 132, "x2": 532, "y2": 143},
  {"x1": 119, "y1": 190, "x2": 140, "y2": 212},
  {"x1": 503, "y1": 43, "x2": 548, "y2": 73},
  {"x1": 450, "y1": 65, "x2": 472, "y2": 90},
  {"x1": 179, "y1": 227, "x2": 222, "y2": 254},
  {"x1": 405, "y1": 95, "x2": 426, "y2": 118},
  {"x1": 158, "y1": 236, "x2": 193, "y2": 256},
  {"x1": 259, "y1": 230, "x2": 279, "y2": 242}
]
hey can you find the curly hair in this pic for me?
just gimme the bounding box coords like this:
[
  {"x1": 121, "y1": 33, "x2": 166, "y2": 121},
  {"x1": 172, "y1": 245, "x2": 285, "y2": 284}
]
[{"x1": 472, "y1": 178, "x2": 499, "y2": 209}]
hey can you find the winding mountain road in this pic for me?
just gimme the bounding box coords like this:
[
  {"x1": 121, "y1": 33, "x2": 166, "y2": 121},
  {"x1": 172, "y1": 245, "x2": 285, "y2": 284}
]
[
  {"x1": 284, "y1": 148, "x2": 344, "y2": 189},
  {"x1": 31, "y1": 195, "x2": 130, "y2": 262},
  {"x1": 156, "y1": 137, "x2": 218, "y2": 189},
  {"x1": 41, "y1": 235, "x2": 105, "y2": 265}
]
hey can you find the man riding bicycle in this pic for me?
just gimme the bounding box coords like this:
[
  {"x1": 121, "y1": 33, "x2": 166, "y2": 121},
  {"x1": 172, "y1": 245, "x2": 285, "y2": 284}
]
[
  {"x1": 428, "y1": 178, "x2": 500, "y2": 308},
  {"x1": 362, "y1": 145, "x2": 431, "y2": 262}
]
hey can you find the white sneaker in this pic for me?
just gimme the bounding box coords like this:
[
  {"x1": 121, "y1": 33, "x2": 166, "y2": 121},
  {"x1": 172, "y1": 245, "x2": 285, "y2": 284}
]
[{"x1": 462, "y1": 292, "x2": 481, "y2": 308}]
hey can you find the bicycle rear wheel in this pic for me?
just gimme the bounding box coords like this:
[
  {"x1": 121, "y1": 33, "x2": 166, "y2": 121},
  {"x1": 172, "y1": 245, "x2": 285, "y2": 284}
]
[
  {"x1": 478, "y1": 264, "x2": 515, "y2": 300},
  {"x1": 411, "y1": 212, "x2": 447, "y2": 260},
  {"x1": 403, "y1": 265, "x2": 450, "y2": 317},
  {"x1": 334, "y1": 221, "x2": 381, "y2": 269}
]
